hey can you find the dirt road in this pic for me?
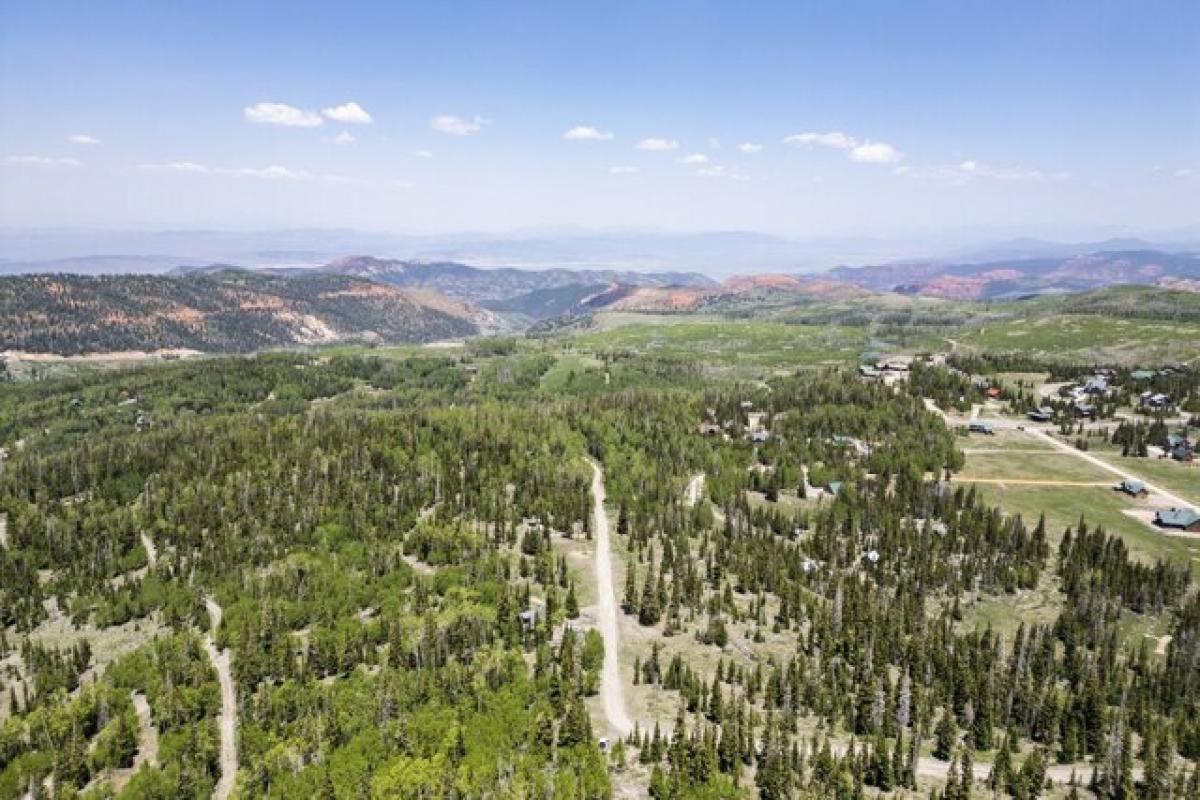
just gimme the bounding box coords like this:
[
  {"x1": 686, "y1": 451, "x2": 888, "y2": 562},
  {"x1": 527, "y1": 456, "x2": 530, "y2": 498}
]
[
  {"x1": 588, "y1": 458, "x2": 634, "y2": 738},
  {"x1": 203, "y1": 598, "x2": 237, "y2": 800},
  {"x1": 1025, "y1": 428, "x2": 1196, "y2": 510}
]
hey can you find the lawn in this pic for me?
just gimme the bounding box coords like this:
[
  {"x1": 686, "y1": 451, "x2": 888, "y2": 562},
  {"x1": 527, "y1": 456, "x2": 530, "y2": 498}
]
[
  {"x1": 573, "y1": 316, "x2": 869, "y2": 371},
  {"x1": 956, "y1": 314, "x2": 1200, "y2": 364},
  {"x1": 971, "y1": 483, "x2": 1200, "y2": 575},
  {"x1": 957, "y1": 450, "x2": 1115, "y2": 483}
]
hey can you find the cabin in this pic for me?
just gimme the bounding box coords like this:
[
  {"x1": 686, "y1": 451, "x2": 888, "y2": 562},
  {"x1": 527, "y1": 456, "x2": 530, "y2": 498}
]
[
  {"x1": 1073, "y1": 402, "x2": 1096, "y2": 418},
  {"x1": 751, "y1": 429, "x2": 771, "y2": 444},
  {"x1": 1115, "y1": 479, "x2": 1148, "y2": 498},
  {"x1": 1154, "y1": 507, "x2": 1200, "y2": 532},
  {"x1": 1027, "y1": 407, "x2": 1054, "y2": 423},
  {"x1": 1140, "y1": 392, "x2": 1172, "y2": 410},
  {"x1": 968, "y1": 420, "x2": 994, "y2": 435},
  {"x1": 1083, "y1": 376, "x2": 1109, "y2": 394}
]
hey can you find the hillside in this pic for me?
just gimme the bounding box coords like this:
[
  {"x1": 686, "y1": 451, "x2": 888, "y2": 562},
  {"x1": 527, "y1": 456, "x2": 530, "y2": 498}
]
[
  {"x1": 828, "y1": 249, "x2": 1200, "y2": 299},
  {"x1": 323, "y1": 255, "x2": 715, "y2": 306},
  {"x1": 0, "y1": 271, "x2": 481, "y2": 355}
]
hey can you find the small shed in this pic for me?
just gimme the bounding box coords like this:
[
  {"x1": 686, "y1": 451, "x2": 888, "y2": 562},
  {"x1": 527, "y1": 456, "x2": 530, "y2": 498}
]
[{"x1": 1115, "y1": 479, "x2": 1148, "y2": 498}]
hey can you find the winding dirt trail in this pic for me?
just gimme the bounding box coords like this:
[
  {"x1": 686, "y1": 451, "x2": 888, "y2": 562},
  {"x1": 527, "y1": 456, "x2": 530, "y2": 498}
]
[
  {"x1": 587, "y1": 458, "x2": 634, "y2": 737},
  {"x1": 203, "y1": 598, "x2": 237, "y2": 800},
  {"x1": 684, "y1": 473, "x2": 706, "y2": 508},
  {"x1": 140, "y1": 533, "x2": 157, "y2": 568},
  {"x1": 130, "y1": 691, "x2": 159, "y2": 770}
]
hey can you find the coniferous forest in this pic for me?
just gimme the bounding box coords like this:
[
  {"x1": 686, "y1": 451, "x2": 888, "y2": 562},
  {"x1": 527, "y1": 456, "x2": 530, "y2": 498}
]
[{"x1": 0, "y1": 348, "x2": 1197, "y2": 799}]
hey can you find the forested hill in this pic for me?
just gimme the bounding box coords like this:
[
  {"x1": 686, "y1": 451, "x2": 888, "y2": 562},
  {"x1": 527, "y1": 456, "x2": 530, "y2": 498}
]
[{"x1": 0, "y1": 270, "x2": 481, "y2": 355}]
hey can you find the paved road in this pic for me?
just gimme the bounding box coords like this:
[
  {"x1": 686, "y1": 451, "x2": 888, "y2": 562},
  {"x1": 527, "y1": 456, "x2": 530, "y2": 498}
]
[
  {"x1": 587, "y1": 458, "x2": 634, "y2": 737},
  {"x1": 203, "y1": 599, "x2": 238, "y2": 800}
]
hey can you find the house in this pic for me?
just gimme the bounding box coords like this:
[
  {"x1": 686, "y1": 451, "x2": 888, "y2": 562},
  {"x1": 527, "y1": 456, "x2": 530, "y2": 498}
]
[
  {"x1": 1027, "y1": 407, "x2": 1054, "y2": 423},
  {"x1": 751, "y1": 429, "x2": 771, "y2": 444},
  {"x1": 1115, "y1": 479, "x2": 1148, "y2": 498},
  {"x1": 519, "y1": 608, "x2": 540, "y2": 630},
  {"x1": 1140, "y1": 392, "x2": 1172, "y2": 410},
  {"x1": 1171, "y1": 442, "x2": 1195, "y2": 463},
  {"x1": 1130, "y1": 369, "x2": 1155, "y2": 381},
  {"x1": 859, "y1": 365, "x2": 882, "y2": 379},
  {"x1": 1083, "y1": 376, "x2": 1109, "y2": 394},
  {"x1": 968, "y1": 420, "x2": 995, "y2": 435},
  {"x1": 986, "y1": 387, "x2": 1001, "y2": 398},
  {"x1": 827, "y1": 481, "x2": 843, "y2": 496},
  {"x1": 1154, "y1": 507, "x2": 1200, "y2": 532},
  {"x1": 1073, "y1": 402, "x2": 1096, "y2": 418},
  {"x1": 698, "y1": 421, "x2": 722, "y2": 436}
]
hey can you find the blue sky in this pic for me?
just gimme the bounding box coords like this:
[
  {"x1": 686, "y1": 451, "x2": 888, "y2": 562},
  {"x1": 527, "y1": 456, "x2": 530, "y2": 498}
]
[{"x1": 0, "y1": 1, "x2": 1196, "y2": 236}]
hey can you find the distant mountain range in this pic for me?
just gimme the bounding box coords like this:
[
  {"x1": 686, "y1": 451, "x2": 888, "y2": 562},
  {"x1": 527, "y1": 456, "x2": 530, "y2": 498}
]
[
  {"x1": 4, "y1": 243, "x2": 1200, "y2": 355},
  {"x1": 826, "y1": 250, "x2": 1200, "y2": 300}
]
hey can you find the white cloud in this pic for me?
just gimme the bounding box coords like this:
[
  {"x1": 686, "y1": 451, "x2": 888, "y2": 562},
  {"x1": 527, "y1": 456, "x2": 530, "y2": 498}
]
[
  {"x1": 431, "y1": 114, "x2": 491, "y2": 135},
  {"x1": 322, "y1": 101, "x2": 373, "y2": 124},
  {"x1": 608, "y1": 165, "x2": 638, "y2": 174},
  {"x1": 850, "y1": 141, "x2": 902, "y2": 164},
  {"x1": 142, "y1": 160, "x2": 211, "y2": 173},
  {"x1": 636, "y1": 137, "x2": 679, "y2": 151},
  {"x1": 895, "y1": 160, "x2": 1069, "y2": 182},
  {"x1": 141, "y1": 161, "x2": 312, "y2": 180},
  {"x1": 6, "y1": 155, "x2": 82, "y2": 166},
  {"x1": 69, "y1": 134, "x2": 100, "y2": 145},
  {"x1": 330, "y1": 131, "x2": 355, "y2": 146},
  {"x1": 693, "y1": 164, "x2": 748, "y2": 180},
  {"x1": 678, "y1": 153, "x2": 709, "y2": 165},
  {"x1": 244, "y1": 101, "x2": 324, "y2": 127},
  {"x1": 414, "y1": 150, "x2": 433, "y2": 159},
  {"x1": 738, "y1": 142, "x2": 763, "y2": 154},
  {"x1": 1176, "y1": 168, "x2": 1195, "y2": 178},
  {"x1": 563, "y1": 125, "x2": 614, "y2": 141},
  {"x1": 785, "y1": 131, "x2": 856, "y2": 149},
  {"x1": 785, "y1": 130, "x2": 902, "y2": 164}
]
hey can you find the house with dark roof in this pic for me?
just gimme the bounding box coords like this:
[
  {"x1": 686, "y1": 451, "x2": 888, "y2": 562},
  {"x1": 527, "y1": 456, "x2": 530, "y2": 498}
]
[
  {"x1": 1115, "y1": 479, "x2": 1148, "y2": 498},
  {"x1": 1027, "y1": 407, "x2": 1054, "y2": 423},
  {"x1": 968, "y1": 420, "x2": 995, "y2": 435},
  {"x1": 1155, "y1": 507, "x2": 1200, "y2": 532}
]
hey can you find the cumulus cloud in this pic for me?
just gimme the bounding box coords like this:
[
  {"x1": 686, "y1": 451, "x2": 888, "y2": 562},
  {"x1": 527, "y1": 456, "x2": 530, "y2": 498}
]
[
  {"x1": 322, "y1": 101, "x2": 373, "y2": 124},
  {"x1": 678, "y1": 153, "x2": 709, "y2": 165},
  {"x1": 244, "y1": 101, "x2": 324, "y2": 127},
  {"x1": 849, "y1": 141, "x2": 902, "y2": 164},
  {"x1": 6, "y1": 155, "x2": 82, "y2": 166},
  {"x1": 563, "y1": 125, "x2": 614, "y2": 141},
  {"x1": 414, "y1": 150, "x2": 433, "y2": 159},
  {"x1": 608, "y1": 165, "x2": 638, "y2": 174},
  {"x1": 69, "y1": 134, "x2": 100, "y2": 145},
  {"x1": 894, "y1": 160, "x2": 1070, "y2": 182},
  {"x1": 329, "y1": 131, "x2": 355, "y2": 146},
  {"x1": 431, "y1": 114, "x2": 491, "y2": 135},
  {"x1": 784, "y1": 130, "x2": 902, "y2": 164},
  {"x1": 636, "y1": 137, "x2": 679, "y2": 151},
  {"x1": 141, "y1": 161, "x2": 312, "y2": 180},
  {"x1": 694, "y1": 164, "x2": 748, "y2": 180},
  {"x1": 738, "y1": 142, "x2": 763, "y2": 154}
]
